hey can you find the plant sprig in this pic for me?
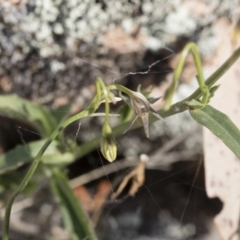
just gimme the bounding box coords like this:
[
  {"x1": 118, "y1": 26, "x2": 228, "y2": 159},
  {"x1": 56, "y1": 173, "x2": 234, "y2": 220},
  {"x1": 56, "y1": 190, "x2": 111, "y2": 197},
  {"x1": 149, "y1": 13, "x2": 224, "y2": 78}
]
[{"x1": 2, "y1": 42, "x2": 240, "y2": 240}]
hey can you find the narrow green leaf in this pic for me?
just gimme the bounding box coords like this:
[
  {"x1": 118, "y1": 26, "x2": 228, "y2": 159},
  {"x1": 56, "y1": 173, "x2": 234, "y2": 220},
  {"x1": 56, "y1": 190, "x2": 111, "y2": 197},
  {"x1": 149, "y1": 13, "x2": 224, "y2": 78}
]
[
  {"x1": 0, "y1": 95, "x2": 57, "y2": 137},
  {"x1": 49, "y1": 168, "x2": 98, "y2": 240},
  {"x1": 189, "y1": 102, "x2": 240, "y2": 159},
  {"x1": 0, "y1": 140, "x2": 75, "y2": 174}
]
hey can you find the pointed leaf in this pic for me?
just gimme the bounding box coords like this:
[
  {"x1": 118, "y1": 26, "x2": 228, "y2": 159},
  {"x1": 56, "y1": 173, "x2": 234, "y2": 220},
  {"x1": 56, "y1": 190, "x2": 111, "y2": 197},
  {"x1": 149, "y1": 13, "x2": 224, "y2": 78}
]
[
  {"x1": 0, "y1": 95, "x2": 57, "y2": 137},
  {"x1": 0, "y1": 139, "x2": 75, "y2": 174},
  {"x1": 189, "y1": 102, "x2": 240, "y2": 160},
  {"x1": 49, "y1": 168, "x2": 97, "y2": 240}
]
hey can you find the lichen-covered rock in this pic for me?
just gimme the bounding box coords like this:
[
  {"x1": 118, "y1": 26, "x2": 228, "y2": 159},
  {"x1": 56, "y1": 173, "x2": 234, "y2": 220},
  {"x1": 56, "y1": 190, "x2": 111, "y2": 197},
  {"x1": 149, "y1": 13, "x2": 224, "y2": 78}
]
[{"x1": 1, "y1": 0, "x2": 236, "y2": 104}]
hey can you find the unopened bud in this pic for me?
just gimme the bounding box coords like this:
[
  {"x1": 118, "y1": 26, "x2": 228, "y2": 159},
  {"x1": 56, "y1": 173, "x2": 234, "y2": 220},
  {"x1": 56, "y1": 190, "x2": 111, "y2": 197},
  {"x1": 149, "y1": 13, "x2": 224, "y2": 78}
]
[{"x1": 100, "y1": 135, "x2": 117, "y2": 162}]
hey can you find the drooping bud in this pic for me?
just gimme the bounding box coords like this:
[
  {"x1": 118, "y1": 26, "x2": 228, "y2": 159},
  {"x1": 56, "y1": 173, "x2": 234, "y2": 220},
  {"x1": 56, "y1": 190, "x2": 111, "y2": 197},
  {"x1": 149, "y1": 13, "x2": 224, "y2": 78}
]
[
  {"x1": 100, "y1": 123, "x2": 117, "y2": 162},
  {"x1": 100, "y1": 135, "x2": 117, "y2": 162}
]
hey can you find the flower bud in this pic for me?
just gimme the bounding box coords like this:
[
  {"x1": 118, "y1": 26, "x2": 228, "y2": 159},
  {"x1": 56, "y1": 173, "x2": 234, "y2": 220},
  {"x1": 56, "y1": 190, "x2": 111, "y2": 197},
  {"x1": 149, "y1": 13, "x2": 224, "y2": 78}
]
[
  {"x1": 100, "y1": 135, "x2": 117, "y2": 162},
  {"x1": 100, "y1": 123, "x2": 117, "y2": 162}
]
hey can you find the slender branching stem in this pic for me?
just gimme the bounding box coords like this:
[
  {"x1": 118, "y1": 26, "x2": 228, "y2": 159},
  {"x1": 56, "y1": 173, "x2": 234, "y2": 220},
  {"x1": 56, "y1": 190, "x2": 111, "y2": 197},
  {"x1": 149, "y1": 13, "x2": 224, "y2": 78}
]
[{"x1": 3, "y1": 44, "x2": 240, "y2": 240}]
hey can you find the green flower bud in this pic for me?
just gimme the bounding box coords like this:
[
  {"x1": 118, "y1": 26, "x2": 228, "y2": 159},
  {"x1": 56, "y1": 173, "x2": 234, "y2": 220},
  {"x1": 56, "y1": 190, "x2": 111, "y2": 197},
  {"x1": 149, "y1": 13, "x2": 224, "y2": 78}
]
[
  {"x1": 100, "y1": 135, "x2": 117, "y2": 162},
  {"x1": 100, "y1": 123, "x2": 117, "y2": 162}
]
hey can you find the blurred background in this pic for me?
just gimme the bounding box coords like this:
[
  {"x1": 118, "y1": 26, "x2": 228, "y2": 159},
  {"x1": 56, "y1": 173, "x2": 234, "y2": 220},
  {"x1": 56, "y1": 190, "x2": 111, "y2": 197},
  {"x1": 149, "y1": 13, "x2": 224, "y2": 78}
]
[{"x1": 0, "y1": 0, "x2": 239, "y2": 239}]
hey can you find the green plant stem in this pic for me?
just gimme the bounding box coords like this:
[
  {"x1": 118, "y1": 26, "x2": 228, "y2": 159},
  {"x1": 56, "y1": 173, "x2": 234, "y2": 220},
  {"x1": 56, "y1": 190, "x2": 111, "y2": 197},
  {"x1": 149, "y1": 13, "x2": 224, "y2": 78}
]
[
  {"x1": 164, "y1": 42, "x2": 210, "y2": 109},
  {"x1": 111, "y1": 84, "x2": 134, "y2": 96},
  {"x1": 187, "y1": 45, "x2": 240, "y2": 101},
  {"x1": 98, "y1": 78, "x2": 110, "y2": 126}
]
